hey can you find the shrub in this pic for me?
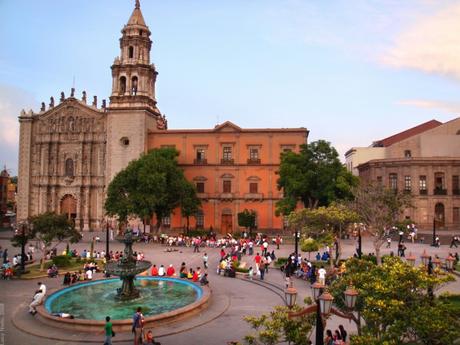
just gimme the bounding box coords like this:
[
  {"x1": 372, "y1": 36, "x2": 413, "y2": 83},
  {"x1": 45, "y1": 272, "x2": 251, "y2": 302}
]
[
  {"x1": 184, "y1": 229, "x2": 208, "y2": 237},
  {"x1": 300, "y1": 238, "x2": 319, "y2": 253},
  {"x1": 51, "y1": 255, "x2": 72, "y2": 267},
  {"x1": 235, "y1": 266, "x2": 249, "y2": 273},
  {"x1": 275, "y1": 257, "x2": 288, "y2": 267}
]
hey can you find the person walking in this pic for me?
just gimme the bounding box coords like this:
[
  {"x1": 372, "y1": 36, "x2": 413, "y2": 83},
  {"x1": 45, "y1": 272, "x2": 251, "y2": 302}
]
[
  {"x1": 202, "y1": 253, "x2": 208, "y2": 269},
  {"x1": 104, "y1": 316, "x2": 113, "y2": 345},
  {"x1": 450, "y1": 236, "x2": 458, "y2": 248},
  {"x1": 386, "y1": 237, "x2": 391, "y2": 248},
  {"x1": 132, "y1": 307, "x2": 144, "y2": 345},
  {"x1": 318, "y1": 266, "x2": 327, "y2": 285}
]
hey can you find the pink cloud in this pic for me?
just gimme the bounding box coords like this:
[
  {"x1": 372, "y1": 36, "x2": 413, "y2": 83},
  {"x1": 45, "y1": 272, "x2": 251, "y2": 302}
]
[{"x1": 382, "y1": 3, "x2": 460, "y2": 80}]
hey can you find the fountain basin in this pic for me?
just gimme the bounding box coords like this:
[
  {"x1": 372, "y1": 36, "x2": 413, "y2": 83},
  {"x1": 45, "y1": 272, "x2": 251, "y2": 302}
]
[{"x1": 37, "y1": 277, "x2": 210, "y2": 332}]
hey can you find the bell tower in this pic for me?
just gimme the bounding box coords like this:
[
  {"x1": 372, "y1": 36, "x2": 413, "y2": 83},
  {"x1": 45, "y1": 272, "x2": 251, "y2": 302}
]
[
  {"x1": 106, "y1": 0, "x2": 164, "y2": 184},
  {"x1": 109, "y1": 0, "x2": 160, "y2": 115}
]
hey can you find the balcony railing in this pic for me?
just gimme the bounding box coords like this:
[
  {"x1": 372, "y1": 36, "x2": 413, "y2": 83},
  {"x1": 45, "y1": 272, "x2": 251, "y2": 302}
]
[
  {"x1": 221, "y1": 159, "x2": 234, "y2": 165},
  {"x1": 453, "y1": 189, "x2": 460, "y2": 196},
  {"x1": 433, "y1": 188, "x2": 447, "y2": 195},
  {"x1": 247, "y1": 158, "x2": 261, "y2": 165},
  {"x1": 220, "y1": 193, "x2": 234, "y2": 200},
  {"x1": 244, "y1": 193, "x2": 264, "y2": 200},
  {"x1": 419, "y1": 189, "x2": 428, "y2": 195},
  {"x1": 193, "y1": 158, "x2": 207, "y2": 165}
]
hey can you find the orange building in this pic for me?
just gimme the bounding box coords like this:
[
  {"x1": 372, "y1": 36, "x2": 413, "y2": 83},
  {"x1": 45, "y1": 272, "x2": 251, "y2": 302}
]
[{"x1": 149, "y1": 121, "x2": 308, "y2": 233}]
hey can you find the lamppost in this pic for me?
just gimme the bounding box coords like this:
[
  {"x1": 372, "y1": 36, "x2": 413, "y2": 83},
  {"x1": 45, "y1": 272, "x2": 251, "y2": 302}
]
[
  {"x1": 288, "y1": 282, "x2": 359, "y2": 345},
  {"x1": 406, "y1": 252, "x2": 416, "y2": 267},
  {"x1": 294, "y1": 230, "x2": 300, "y2": 260},
  {"x1": 358, "y1": 225, "x2": 362, "y2": 259},
  {"x1": 19, "y1": 222, "x2": 28, "y2": 274},
  {"x1": 445, "y1": 255, "x2": 455, "y2": 271},
  {"x1": 105, "y1": 216, "x2": 110, "y2": 262},
  {"x1": 284, "y1": 280, "x2": 298, "y2": 309},
  {"x1": 420, "y1": 250, "x2": 430, "y2": 267},
  {"x1": 431, "y1": 218, "x2": 437, "y2": 247}
]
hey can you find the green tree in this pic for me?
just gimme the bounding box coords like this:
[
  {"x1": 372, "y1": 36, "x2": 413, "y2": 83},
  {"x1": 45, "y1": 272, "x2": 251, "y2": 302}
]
[
  {"x1": 238, "y1": 209, "x2": 257, "y2": 237},
  {"x1": 180, "y1": 182, "x2": 202, "y2": 231},
  {"x1": 350, "y1": 183, "x2": 413, "y2": 264},
  {"x1": 276, "y1": 140, "x2": 358, "y2": 214},
  {"x1": 12, "y1": 212, "x2": 81, "y2": 271},
  {"x1": 300, "y1": 237, "x2": 319, "y2": 260},
  {"x1": 288, "y1": 203, "x2": 359, "y2": 262},
  {"x1": 105, "y1": 148, "x2": 200, "y2": 232},
  {"x1": 330, "y1": 257, "x2": 457, "y2": 344},
  {"x1": 242, "y1": 304, "x2": 315, "y2": 345}
]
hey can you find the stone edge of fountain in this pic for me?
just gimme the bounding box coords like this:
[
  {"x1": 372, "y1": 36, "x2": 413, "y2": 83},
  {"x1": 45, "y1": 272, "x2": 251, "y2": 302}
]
[{"x1": 35, "y1": 277, "x2": 211, "y2": 333}]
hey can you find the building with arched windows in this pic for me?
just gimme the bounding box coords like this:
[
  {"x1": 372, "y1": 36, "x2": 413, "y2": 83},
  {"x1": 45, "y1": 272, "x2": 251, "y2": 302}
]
[
  {"x1": 16, "y1": 1, "x2": 307, "y2": 232},
  {"x1": 346, "y1": 118, "x2": 460, "y2": 230}
]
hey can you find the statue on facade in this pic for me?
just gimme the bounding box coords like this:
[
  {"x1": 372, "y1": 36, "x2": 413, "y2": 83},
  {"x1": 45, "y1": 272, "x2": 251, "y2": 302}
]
[
  {"x1": 82, "y1": 91, "x2": 87, "y2": 103},
  {"x1": 60, "y1": 92, "x2": 65, "y2": 103},
  {"x1": 102, "y1": 99, "x2": 106, "y2": 109},
  {"x1": 40, "y1": 102, "x2": 46, "y2": 112},
  {"x1": 49, "y1": 97, "x2": 55, "y2": 108},
  {"x1": 71, "y1": 87, "x2": 75, "y2": 98},
  {"x1": 92, "y1": 96, "x2": 97, "y2": 107}
]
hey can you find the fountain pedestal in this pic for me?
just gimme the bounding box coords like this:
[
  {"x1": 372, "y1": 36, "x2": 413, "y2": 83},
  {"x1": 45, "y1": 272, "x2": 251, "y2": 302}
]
[{"x1": 106, "y1": 229, "x2": 151, "y2": 300}]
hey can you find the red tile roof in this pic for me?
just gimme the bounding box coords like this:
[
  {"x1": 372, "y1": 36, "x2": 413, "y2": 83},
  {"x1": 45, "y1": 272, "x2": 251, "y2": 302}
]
[{"x1": 372, "y1": 119, "x2": 442, "y2": 147}]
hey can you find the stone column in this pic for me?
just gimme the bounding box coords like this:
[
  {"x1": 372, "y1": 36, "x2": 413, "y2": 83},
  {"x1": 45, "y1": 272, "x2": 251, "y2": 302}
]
[{"x1": 84, "y1": 187, "x2": 90, "y2": 231}]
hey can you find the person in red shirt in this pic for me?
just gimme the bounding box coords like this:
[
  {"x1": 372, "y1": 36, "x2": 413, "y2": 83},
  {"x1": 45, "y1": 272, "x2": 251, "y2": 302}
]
[
  {"x1": 192, "y1": 270, "x2": 199, "y2": 282},
  {"x1": 150, "y1": 264, "x2": 158, "y2": 276},
  {"x1": 166, "y1": 264, "x2": 175, "y2": 277},
  {"x1": 254, "y1": 253, "x2": 262, "y2": 273},
  {"x1": 220, "y1": 248, "x2": 226, "y2": 259}
]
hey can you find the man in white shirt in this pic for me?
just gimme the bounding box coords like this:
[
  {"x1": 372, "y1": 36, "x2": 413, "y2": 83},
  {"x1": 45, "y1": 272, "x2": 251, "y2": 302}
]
[
  {"x1": 38, "y1": 282, "x2": 47, "y2": 296},
  {"x1": 318, "y1": 266, "x2": 327, "y2": 285},
  {"x1": 86, "y1": 269, "x2": 93, "y2": 280},
  {"x1": 29, "y1": 289, "x2": 45, "y2": 314},
  {"x1": 158, "y1": 265, "x2": 165, "y2": 276}
]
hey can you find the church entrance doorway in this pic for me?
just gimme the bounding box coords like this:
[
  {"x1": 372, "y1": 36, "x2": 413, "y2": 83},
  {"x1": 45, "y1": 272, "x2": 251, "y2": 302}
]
[
  {"x1": 221, "y1": 209, "x2": 233, "y2": 234},
  {"x1": 61, "y1": 195, "x2": 77, "y2": 224},
  {"x1": 435, "y1": 203, "x2": 445, "y2": 228}
]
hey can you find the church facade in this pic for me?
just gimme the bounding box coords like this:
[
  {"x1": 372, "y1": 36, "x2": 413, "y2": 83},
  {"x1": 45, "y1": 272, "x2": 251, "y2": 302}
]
[{"x1": 17, "y1": 1, "x2": 307, "y2": 233}]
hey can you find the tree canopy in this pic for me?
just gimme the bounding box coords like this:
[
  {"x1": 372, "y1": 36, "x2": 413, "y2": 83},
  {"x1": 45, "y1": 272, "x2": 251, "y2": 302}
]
[
  {"x1": 288, "y1": 203, "x2": 359, "y2": 261},
  {"x1": 330, "y1": 257, "x2": 457, "y2": 345},
  {"x1": 276, "y1": 140, "x2": 357, "y2": 214},
  {"x1": 105, "y1": 148, "x2": 201, "y2": 230},
  {"x1": 12, "y1": 212, "x2": 81, "y2": 271},
  {"x1": 238, "y1": 209, "x2": 257, "y2": 235},
  {"x1": 350, "y1": 182, "x2": 413, "y2": 263}
]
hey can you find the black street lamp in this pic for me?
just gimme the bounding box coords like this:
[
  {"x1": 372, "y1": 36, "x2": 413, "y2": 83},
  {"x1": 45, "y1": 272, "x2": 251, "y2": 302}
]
[
  {"x1": 431, "y1": 218, "x2": 437, "y2": 247},
  {"x1": 20, "y1": 223, "x2": 27, "y2": 274},
  {"x1": 105, "y1": 217, "x2": 110, "y2": 261},
  {"x1": 358, "y1": 226, "x2": 362, "y2": 259},
  {"x1": 294, "y1": 230, "x2": 300, "y2": 260}
]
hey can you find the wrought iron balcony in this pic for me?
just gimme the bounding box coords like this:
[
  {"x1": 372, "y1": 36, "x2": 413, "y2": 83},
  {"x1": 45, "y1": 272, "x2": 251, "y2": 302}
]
[
  {"x1": 247, "y1": 158, "x2": 261, "y2": 165},
  {"x1": 433, "y1": 188, "x2": 447, "y2": 195},
  {"x1": 193, "y1": 158, "x2": 207, "y2": 165},
  {"x1": 452, "y1": 189, "x2": 460, "y2": 196},
  {"x1": 419, "y1": 189, "x2": 428, "y2": 195},
  {"x1": 221, "y1": 159, "x2": 234, "y2": 165}
]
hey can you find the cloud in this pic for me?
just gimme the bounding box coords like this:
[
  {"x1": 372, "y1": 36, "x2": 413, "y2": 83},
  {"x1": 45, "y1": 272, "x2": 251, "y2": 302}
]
[
  {"x1": 398, "y1": 99, "x2": 460, "y2": 114},
  {"x1": 0, "y1": 85, "x2": 37, "y2": 175},
  {"x1": 382, "y1": 3, "x2": 460, "y2": 80}
]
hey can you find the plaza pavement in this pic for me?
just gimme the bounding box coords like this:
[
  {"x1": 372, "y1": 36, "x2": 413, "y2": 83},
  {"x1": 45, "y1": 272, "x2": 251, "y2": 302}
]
[{"x1": 0, "y1": 230, "x2": 459, "y2": 345}]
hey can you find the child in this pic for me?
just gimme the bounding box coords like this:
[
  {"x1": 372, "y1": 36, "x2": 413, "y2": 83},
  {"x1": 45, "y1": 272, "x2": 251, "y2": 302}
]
[{"x1": 248, "y1": 266, "x2": 253, "y2": 280}]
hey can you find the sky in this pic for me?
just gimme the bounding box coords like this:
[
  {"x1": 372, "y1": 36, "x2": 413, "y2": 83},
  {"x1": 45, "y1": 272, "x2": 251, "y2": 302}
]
[{"x1": 1, "y1": 0, "x2": 460, "y2": 175}]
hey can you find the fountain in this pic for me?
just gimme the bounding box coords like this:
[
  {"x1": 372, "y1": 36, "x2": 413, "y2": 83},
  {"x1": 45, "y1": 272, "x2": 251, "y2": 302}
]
[
  {"x1": 105, "y1": 229, "x2": 151, "y2": 300},
  {"x1": 36, "y1": 229, "x2": 210, "y2": 332}
]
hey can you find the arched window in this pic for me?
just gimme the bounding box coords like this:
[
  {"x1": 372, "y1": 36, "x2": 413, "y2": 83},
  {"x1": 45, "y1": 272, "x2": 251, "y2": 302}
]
[
  {"x1": 128, "y1": 46, "x2": 134, "y2": 59},
  {"x1": 131, "y1": 76, "x2": 138, "y2": 95},
  {"x1": 119, "y1": 76, "x2": 126, "y2": 95},
  {"x1": 65, "y1": 158, "x2": 74, "y2": 177},
  {"x1": 196, "y1": 210, "x2": 204, "y2": 228}
]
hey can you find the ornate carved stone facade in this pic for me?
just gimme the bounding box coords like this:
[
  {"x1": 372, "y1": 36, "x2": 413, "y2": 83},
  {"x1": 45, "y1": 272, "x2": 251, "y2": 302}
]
[{"x1": 18, "y1": 98, "x2": 107, "y2": 230}]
